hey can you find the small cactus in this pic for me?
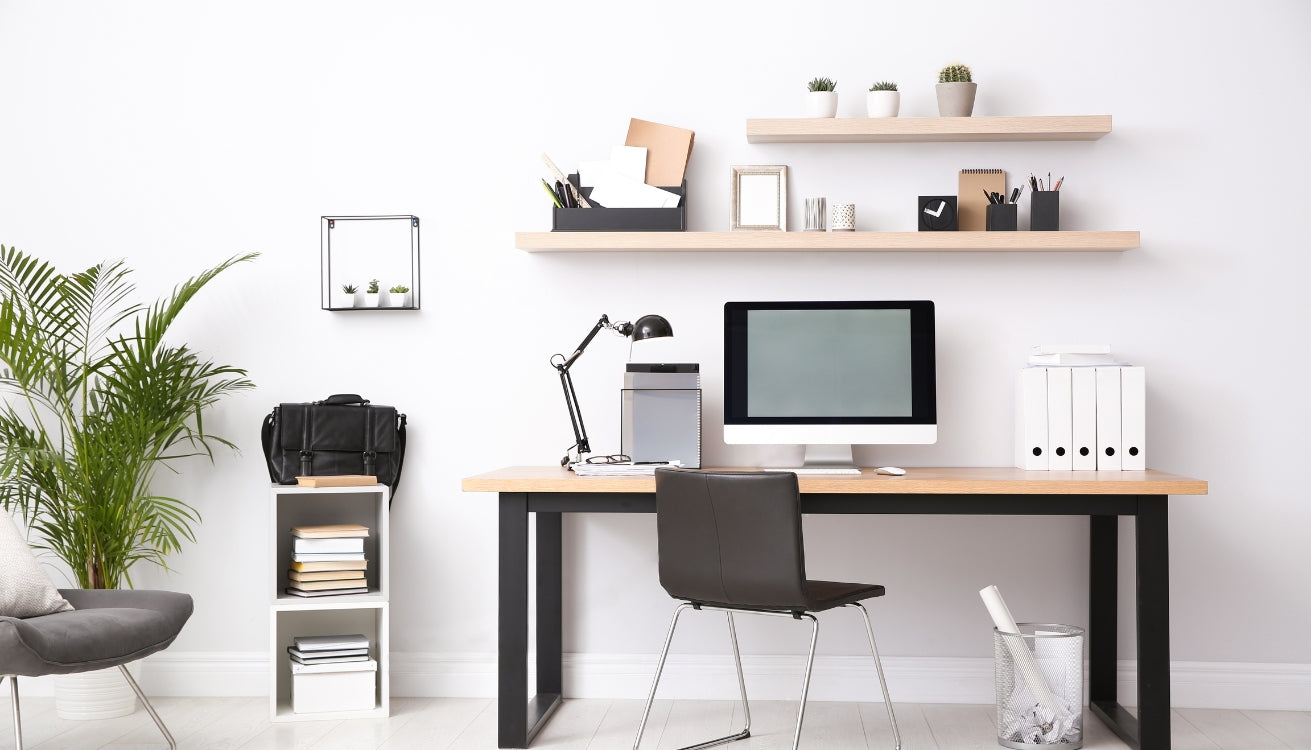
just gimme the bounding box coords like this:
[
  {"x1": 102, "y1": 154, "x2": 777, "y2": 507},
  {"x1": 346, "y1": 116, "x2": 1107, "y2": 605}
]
[
  {"x1": 938, "y1": 63, "x2": 972, "y2": 83},
  {"x1": 366, "y1": 279, "x2": 380, "y2": 294},
  {"x1": 341, "y1": 283, "x2": 358, "y2": 294},
  {"x1": 807, "y1": 77, "x2": 837, "y2": 92},
  {"x1": 868, "y1": 81, "x2": 898, "y2": 92},
  {"x1": 389, "y1": 284, "x2": 409, "y2": 294}
]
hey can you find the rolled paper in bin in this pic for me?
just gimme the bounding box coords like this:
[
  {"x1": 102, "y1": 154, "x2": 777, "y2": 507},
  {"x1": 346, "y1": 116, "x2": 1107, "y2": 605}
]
[{"x1": 979, "y1": 585, "x2": 1077, "y2": 741}]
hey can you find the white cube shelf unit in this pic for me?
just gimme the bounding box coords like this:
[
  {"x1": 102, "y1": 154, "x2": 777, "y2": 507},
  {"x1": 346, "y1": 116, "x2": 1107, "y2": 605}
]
[{"x1": 268, "y1": 484, "x2": 390, "y2": 721}]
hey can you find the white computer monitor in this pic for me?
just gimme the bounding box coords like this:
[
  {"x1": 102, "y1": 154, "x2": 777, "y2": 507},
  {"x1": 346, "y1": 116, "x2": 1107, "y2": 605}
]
[{"x1": 723, "y1": 300, "x2": 937, "y2": 471}]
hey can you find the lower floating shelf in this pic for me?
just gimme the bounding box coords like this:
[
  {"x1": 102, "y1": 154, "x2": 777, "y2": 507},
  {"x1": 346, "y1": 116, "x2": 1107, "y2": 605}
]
[{"x1": 515, "y1": 231, "x2": 1139, "y2": 253}]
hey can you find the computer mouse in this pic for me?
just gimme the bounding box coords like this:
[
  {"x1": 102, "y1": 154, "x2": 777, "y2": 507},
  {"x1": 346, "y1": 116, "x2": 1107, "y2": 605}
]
[{"x1": 875, "y1": 466, "x2": 906, "y2": 476}]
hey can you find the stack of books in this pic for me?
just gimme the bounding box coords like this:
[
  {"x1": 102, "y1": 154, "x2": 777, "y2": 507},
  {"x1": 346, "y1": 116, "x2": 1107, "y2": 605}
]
[
  {"x1": 287, "y1": 633, "x2": 371, "y2": 665},
  {"x1": 286, "y1": 524, "x2": 370, "y2": 597}
]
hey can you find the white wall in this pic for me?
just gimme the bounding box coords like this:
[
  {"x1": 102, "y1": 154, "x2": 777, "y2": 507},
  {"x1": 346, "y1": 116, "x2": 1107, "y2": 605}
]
[{"x1": 2, "y1": 0, "x2": 1309, "y2": 708}]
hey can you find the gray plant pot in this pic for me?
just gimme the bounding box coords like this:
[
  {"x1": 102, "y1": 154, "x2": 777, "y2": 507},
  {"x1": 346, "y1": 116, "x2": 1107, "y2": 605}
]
[{"x1": 935, "y1": 82, "x2": 977, "y2": 117}]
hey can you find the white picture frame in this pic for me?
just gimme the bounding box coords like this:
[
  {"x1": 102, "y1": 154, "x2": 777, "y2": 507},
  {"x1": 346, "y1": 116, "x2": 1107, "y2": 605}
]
[{"x1": 730, "y1": 165, "x2": 787, "y2": 231}]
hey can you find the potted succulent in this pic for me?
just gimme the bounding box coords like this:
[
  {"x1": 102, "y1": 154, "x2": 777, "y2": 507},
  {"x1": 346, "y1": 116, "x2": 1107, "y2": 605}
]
[
  {"x1": 866, "y1": 81, "x2": 900, "y2": 118},
  {"x1": 936, "y1": 63, "x2": 976, "y2": 117},
  {"x1": 338, "y1": 282, "x2": 359, "y2": 309},
  {"x1": 805, "y1": 77, "x2": 838, "y2": 118},
  {"x1": 0, "y1": 247, "x2": 255, "y2": 717},
  {"x1": 362, "y1": 278, "x2": 380, "y2": 307},
  {"x1": 387, "y1": 283, "x2": 410, "y2": 308}
]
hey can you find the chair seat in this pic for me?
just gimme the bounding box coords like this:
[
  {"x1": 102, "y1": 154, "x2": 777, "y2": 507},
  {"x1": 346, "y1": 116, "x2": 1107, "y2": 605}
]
[
  {"x1": 0, "y1": 589, "x2": 193, "y2": 676},
  {"x1": 687, "y1": 579, "x2": 885, "y2": 614}
]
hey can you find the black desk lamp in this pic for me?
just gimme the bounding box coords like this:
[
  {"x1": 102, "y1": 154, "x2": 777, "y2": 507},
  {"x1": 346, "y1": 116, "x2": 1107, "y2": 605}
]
[{"x1": 550, "y1": 313, "x2": 674, "y2": 466}]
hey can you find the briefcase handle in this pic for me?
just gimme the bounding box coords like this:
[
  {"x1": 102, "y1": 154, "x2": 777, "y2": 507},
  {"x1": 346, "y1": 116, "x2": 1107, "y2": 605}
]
[{"x1": 316, "y1": 394, "x2": 370, "y2": 406}]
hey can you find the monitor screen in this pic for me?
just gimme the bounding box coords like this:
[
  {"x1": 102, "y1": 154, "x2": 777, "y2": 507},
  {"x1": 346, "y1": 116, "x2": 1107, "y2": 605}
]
[{"x1": 724, "y1": 301, "x2": 937, "y2": 446}]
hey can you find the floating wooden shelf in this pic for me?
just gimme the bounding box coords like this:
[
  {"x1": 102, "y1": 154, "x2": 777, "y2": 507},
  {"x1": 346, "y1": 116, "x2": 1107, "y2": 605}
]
[
  {"x1": 515, "y1": 230, "x2": 1138, "y2": 253},
  {"x1": 745, "y1": 115, "x2": 1112, "y2": 143}
]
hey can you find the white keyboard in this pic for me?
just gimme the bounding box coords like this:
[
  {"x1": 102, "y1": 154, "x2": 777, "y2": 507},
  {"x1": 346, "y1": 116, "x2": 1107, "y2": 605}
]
[{"x1": 765, "y1": 467, "x2": 862, "y2": 476}]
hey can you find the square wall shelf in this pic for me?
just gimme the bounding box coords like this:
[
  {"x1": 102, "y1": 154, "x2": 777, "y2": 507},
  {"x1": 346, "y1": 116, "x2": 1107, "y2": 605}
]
[{"x1": 321, "y1": 215, "x2": 421, "y2": 311}]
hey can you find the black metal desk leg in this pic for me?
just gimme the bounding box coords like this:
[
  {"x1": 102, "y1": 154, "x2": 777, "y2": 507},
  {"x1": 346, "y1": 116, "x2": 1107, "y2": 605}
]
[
  {"x1": 1089, "y1": 515, "x2": 1118, "y2": 706},
  {"x1": 499, "y1": 493, "x2": 529, "y2": 747},
  {"x1": 1137, "y1": 496, "x2": 1171, "y2": 750},
  {"x1": 537, "y1": 511, "x2": 563, "y2": 696}
]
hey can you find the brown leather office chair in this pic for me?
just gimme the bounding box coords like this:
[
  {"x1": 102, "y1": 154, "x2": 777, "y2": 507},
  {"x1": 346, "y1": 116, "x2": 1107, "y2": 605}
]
[{"x1": 634, "y1": 468, "x2": 900, "y2": 750}]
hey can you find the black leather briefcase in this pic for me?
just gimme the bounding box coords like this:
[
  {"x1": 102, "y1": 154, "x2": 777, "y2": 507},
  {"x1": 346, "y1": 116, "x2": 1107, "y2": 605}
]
[{"x1": 261, "y1": 394, "x2": 407, "y2": 502}]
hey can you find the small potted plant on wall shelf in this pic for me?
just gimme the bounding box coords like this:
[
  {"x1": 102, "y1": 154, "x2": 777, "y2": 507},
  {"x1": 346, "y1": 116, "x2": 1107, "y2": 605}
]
[
  {"x1": 363, "y1": 278, "x2": 380, "y2": 307},
  {"x1": 805, "y1": 77, "x2": 838, "y2": 118},
  {"x1": 936, "y1": 63, "x2": 976, "y2": 117},
  {"x1": 387, "y1": 284, "x2": 410, "y2": 308},
  {"x1": 866, "y1": 81, "x2": 899, "y2": 117},
  {"x1": 339, "y1": 283, "x2": 358, "y2": 308}
]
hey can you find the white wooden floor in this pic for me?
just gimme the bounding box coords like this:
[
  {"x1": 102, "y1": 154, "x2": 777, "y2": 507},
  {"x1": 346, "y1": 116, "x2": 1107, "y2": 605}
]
[{"x1": 1, "y1": 696, "x2": 1308, "y2": 749}]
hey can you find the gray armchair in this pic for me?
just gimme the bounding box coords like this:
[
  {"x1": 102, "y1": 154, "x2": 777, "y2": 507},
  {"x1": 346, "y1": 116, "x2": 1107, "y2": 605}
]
[{"x1": 1, "y1": 588, "x2": 193, "y2": 750}]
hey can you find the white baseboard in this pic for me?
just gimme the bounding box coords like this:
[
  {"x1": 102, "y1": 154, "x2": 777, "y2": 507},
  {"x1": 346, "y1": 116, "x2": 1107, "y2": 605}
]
[{"x1": 14, "y1": 652, "x2": 1307, "y2": 711}]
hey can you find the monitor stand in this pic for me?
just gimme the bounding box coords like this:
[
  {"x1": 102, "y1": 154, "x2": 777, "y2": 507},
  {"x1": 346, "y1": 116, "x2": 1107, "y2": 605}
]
[{"x1": 791, "y1": 444, "x2": 861, "y2": 475}]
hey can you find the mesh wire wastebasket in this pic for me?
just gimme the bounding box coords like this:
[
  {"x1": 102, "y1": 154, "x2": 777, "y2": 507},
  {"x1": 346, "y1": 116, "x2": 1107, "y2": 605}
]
[{"x1": 994, "y1": 623, "x2": 1084, "y2": 748}]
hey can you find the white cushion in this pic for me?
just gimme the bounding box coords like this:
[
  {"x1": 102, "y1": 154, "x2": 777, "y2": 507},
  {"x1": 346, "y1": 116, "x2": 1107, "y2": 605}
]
[{"x1": 0, "y1": 512, "x2": 73, "y2": 617}]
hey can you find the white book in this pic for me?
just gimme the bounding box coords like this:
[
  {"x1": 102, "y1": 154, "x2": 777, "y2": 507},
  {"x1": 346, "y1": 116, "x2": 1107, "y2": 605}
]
[
  {"x1": 1015, "y1": 368, "x2": 1048, "y2": 470},
  {"x1": 290, "y1": 658, "x2": 378, "y2": 675},
  {"x1": 287, "y1": 646, "x2": 370, "y2": 659},
  {"x1": 294, "y1": 634, "x2": 369, "y2": 651},
  {"x1": 1120, "y1": 366, "x2": 1146, "y2": 470},
  {"x1": 291, "y1": 552, "x2": 366, "y2": 562},
  {"x1": 293, "y1": 537, "x2": 365, "y2": 554},
  {"x1": 1027, "y1": 352, "x2": 1124, "y2": 366},
  {"x1": 1071, "y1": 368, "x2": 1098, "y2": 470},
  {"x1": 1046, "y1": 367, "x2": 1073, "y2": 471}
]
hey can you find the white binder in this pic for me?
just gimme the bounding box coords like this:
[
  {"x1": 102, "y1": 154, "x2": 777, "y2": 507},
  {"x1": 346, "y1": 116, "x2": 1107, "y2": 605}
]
[
  {"x1": 1015, "y1": 368, "x2": 1048, "y2": 470},
  {"x1": 1046, "y1": 367, "x2": 1073, "y2": 471},
  {"x1": 1095, "y1": 367, "x2": 1123, "y2": 470},
  {"x1": 1120, "y1": 366, "x2": 1146, "y2": 470},
  {"x1": 1071, "y1": 367, "x2": 1098, "y2": 470}
]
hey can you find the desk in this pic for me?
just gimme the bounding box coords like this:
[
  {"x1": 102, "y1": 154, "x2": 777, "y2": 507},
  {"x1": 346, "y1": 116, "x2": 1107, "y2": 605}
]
[{"x1": 462, "y1": 467, "x2": 1208, "y2": 750}]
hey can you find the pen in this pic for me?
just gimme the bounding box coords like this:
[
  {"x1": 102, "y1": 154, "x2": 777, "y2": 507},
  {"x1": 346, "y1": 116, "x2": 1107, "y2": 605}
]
[
  {"x1": 1009, "y1": 187, "x2": 1019, "y2": 204},
  {"x1": 983, "y1": 188, "x2": 995, "y2": 204},
  {"x1": 541, "y1": 179, "x2": 563, "y2": 208},
  {"x1": 1048, "y1": 172, "x2": 1052, "y2": 192}
]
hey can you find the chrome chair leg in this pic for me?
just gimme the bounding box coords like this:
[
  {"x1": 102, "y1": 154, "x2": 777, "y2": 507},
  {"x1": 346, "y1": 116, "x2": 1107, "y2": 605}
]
[
  {"x1": 5, "y1": 675, "x2": 22, "y2": 750},
  {"x1": 790, "y1": 613, "x2": 820, "y2": 750},
  {"x1": 725, "y1": 612, "x2": 750, "y2": 738},
  {"x1": 118, "y1": 665, "x2": 176, "y2": 750},
  {"x1": 847, "y1": 603, "x2": 901, "y2": 750},
  {"x1": 635, "y1": 604, "x2": 752, "y2": 750}
]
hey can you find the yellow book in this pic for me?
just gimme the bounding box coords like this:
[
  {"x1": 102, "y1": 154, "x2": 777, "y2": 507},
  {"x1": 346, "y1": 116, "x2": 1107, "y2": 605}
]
[
  {"x1": 289, "y1": 559, "x2": 368, "y2": 573},
  {"x1": 295, "y1": 475, "x2": 377, "y2": 487},
  {"x1": 287, "y1": 569, "x2": 366, "y2": 582},
  {"x1": 290, "y1": 523, "x2": 370, "y2": 539}
]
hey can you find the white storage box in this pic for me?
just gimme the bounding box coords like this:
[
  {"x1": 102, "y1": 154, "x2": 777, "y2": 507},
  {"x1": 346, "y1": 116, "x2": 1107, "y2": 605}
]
[{"x1": 291, "y1": 659, "x2": 377, "y2": 714}]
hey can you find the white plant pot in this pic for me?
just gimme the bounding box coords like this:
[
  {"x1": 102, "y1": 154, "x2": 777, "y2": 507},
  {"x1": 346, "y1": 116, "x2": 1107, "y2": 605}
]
[
  {"x1": 334, "y1": 292, "x2": 356, "y2": 309},
  {"x1": 866, "y1": 90, "x2": 900, "y2": 117},
  {"x1": 386, "y1": 292, "x2": 408, "y2": 308},
  {"x1": 804, "y1": 91, "x2": 838, "y2": 118},
  {"x1": 935, "y1": 82, "x2": 977, "y2": 117},
  {"x1": 361, "y1": 293, "x2": 380, "y2": 308},
  {"x1": 54, "y1": 663, "x2": 140, "y2": 720}
]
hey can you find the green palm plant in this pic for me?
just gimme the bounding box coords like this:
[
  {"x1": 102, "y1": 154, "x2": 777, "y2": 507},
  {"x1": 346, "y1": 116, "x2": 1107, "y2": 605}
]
[{"x1": 0, "y1": 246, "x2": 256, "y2": 589}]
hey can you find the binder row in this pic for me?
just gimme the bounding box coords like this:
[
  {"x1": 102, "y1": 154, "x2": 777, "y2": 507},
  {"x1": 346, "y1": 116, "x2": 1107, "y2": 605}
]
[{"x1": 1015, "y1": 366, "x2": 1145, "y2": 471}]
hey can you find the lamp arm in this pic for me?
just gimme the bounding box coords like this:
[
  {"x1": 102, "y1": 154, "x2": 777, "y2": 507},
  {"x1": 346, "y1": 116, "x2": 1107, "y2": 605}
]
[
  {"x1": 559, "y1": 314, "x2": 613, "y2": 370},
  {"x1": 557, "y1": 366, "x2": 590, "y2": 465}
]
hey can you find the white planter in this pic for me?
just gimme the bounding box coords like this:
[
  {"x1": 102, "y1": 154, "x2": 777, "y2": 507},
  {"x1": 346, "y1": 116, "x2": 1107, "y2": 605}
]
[
  {"x1": 935, "y1": 82, "x2": 977, "y2": 117},
  {"x1": 804, "y1": 91, "x2": 838, "y2": 118},
  {"x1": 334, "y1": 292, "x2": 357, "y2": 309},
  {"x1": 385, "y1": 292, "x2": 408, "y2": 308},
  {"x1": 54, "y1": 663, "x2": 139, "y2": 720},
  {"x1": 866, "y1": 90, "x2": 900, "y2": 117},
  {"x1": 361, "y1": 293, "x2": 380, "y2": 308}
]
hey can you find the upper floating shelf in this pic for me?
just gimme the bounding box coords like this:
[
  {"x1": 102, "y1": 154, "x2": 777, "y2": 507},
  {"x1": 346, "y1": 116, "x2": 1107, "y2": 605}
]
[
  {"x1": 745, "y1": 115, "x2": 1112, "y2": 143},
  {"x1": 515, "y1": 231, "x2": 1138, "y2": 253}
]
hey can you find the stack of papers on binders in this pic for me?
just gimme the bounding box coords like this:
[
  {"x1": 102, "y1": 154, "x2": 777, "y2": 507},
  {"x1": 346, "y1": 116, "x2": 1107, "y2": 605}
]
[
  {"x1": 1027, "y1": 344, "x2": 1124, "y2": 366},
  {"x1": 569, "y1": 460, "x2": 682, "y2": 477}
]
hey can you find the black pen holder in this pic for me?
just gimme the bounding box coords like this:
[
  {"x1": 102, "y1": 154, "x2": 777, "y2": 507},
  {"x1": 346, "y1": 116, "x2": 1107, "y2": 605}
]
[
  {"x1": 552, "y1": 174, "x2": 687, "y2": 232},
  {"x1": 1030, "y1": 191, "x2": 1060, "y2": 231},
  {"x1": 985, "y1": 203, "x2": 1018, "y2": 231}
]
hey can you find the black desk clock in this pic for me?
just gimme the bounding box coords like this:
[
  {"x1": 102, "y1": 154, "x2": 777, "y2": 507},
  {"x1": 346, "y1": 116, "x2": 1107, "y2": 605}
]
[{"x1": 918, "y1": 196, "x2": 957, "y2": 231}]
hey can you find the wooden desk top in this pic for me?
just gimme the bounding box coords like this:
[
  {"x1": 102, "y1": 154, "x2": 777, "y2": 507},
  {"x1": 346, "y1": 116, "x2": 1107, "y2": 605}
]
[{"x1": 462, "y1": 466, "x2": 1208, "y2": 496}]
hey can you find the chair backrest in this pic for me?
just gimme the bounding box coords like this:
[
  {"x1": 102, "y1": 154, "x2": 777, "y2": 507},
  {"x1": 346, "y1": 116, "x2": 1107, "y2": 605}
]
[{"x1": 654, "y1": 468, "x2": 809, "y2": 610}]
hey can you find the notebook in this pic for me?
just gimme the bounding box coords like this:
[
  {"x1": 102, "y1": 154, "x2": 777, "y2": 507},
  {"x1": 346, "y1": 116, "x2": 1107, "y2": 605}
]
[{"x1": 958, "y1": 169, "x2": 1006, "y2": 231}]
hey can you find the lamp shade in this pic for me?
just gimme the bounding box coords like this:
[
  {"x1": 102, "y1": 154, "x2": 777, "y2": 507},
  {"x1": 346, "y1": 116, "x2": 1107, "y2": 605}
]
[{"x1": 630, "y1": 315, "x2": 673, "y2": 342}]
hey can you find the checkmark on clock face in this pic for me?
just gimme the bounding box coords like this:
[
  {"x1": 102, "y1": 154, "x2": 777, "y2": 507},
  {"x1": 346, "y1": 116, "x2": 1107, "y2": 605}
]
[{"x1": 924, "y1": 201, "x2": 946, "y2": 218}]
